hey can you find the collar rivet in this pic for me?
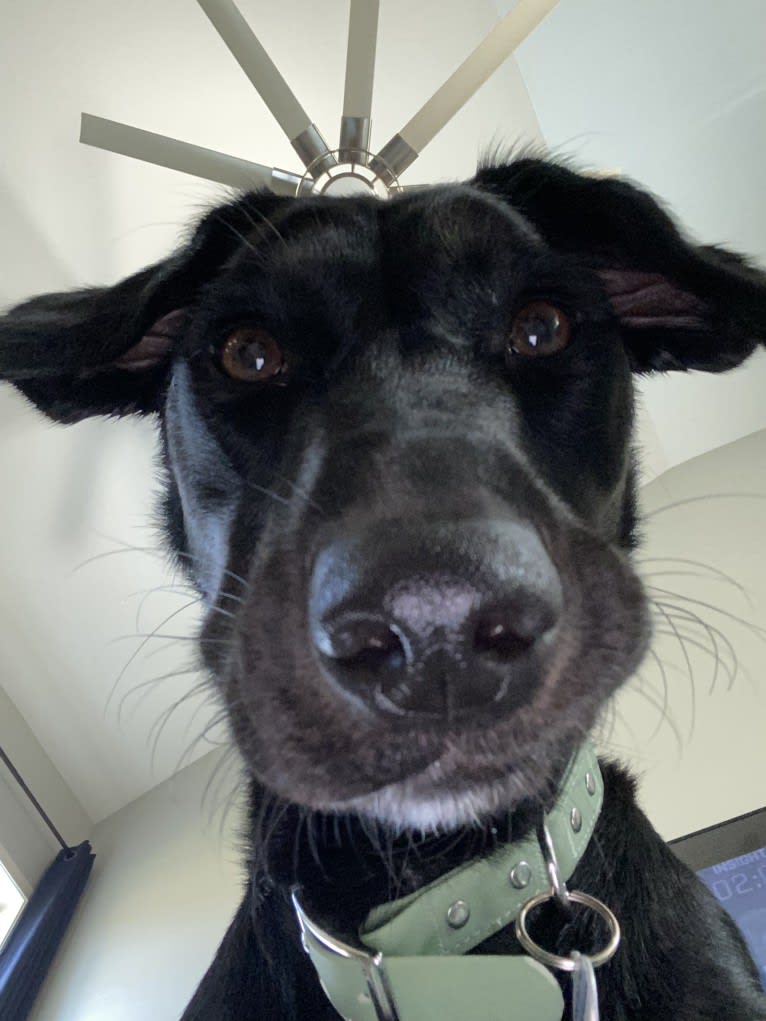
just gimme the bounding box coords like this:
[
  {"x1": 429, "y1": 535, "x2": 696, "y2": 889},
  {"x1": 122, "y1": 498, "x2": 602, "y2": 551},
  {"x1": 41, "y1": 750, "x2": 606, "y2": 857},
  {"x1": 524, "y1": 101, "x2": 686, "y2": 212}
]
[
  {"x1": 446, "y1": 900, "x2": 471, "y2": 929},
  {"x1": 510, "y1": 861, "x2": 532, "y2": 889},
  {"x1": 585, "y1": 771, "x2": 597, "y2": 796},
  {"x1": 570, "y1": 807, "x2": 583, "y2": 833}
]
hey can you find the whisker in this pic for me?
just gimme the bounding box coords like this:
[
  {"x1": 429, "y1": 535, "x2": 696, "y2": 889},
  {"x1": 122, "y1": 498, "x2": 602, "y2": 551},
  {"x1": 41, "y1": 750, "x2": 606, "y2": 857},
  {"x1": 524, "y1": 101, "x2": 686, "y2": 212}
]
[
  {"x1": 651, "y1": 626, "x2": 735, "y2": 693},
  {"x1": 174, "y1": 550, "x2": 252, "y2": 592},
  {"x1": 652, "y1": 601, "x2": 740, "y2": 694},
  {"x1": 647, "y1": 585, "x2": 766, "y2": 643},
  {"x1": 650, "y1": 603, "x2": 696, "y2": 738},
  {"x1": 106, "y1": 598, "x2": 203, "y2": 712},
  {"x1": 116, "y1": 664, "x2": 201, "y2": 723},
  {"x1": 174, "y1": 703, "x2": 232, "y2": 774},
  {"x1": 270, "y1": 472, "x2": 327, "y2": 516},
  {"x1": 234, "y1": 202, "x2": 287, "y2": 246},
  {"x1": 645, "y1": 648, "x2": 672, "y2": 741},
  {"x1": 643, "y1": 492, "x2": 766, "y2": 523},
  {"x1": 240, "y1": 476, "x2": 292, "y2": 507},
  {"x1": 72, "y1": 544, "x2": 163, "y2": 575},
  {"x1": 201, "y1": 747, "x2": 246, "y2": 838},
  {"x1": 148, "y1": 681, "x2": 218, "y2": 770},
  {"x1": 130, "y1": 585, "x2": 200, "y2": 632},
  {"x1": 637, "y1": 555, "x2": 750, "y2": 597},
  {"x1": 140, "y1": 637, "x2": 198, "y2": 664},
  {"x1": 629, "y1": 663, "x2": 684, "y2": 753},
  {"x1": 108, "y1": 633, "x2": 229, "y2": 645}
]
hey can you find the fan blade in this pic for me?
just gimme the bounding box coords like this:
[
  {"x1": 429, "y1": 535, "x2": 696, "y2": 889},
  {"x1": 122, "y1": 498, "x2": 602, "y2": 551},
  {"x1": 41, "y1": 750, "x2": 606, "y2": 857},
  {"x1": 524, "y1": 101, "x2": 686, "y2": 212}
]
[
  {"x1": 340, "y1": 0, "x2": 380, "y2": 163},
  {"x1": 196, "y1": 0, "x2": 335, "y2": 177},
  {"x1": 80, "y1": 114, "x2": 306, "y2": 195},
  {"x1": 371, "y1": 0, "x2": 560, "y2": 182}
]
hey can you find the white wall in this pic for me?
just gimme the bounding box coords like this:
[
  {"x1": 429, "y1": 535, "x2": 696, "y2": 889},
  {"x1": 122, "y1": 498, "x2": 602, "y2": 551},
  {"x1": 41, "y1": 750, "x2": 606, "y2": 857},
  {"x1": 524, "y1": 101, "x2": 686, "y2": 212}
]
[
  {"x1": 30, "y1": 750, "x2": 245, "y2": 1021},
  {"x1": 604, "y1": 429, "x2": 766, "y2": 839}
]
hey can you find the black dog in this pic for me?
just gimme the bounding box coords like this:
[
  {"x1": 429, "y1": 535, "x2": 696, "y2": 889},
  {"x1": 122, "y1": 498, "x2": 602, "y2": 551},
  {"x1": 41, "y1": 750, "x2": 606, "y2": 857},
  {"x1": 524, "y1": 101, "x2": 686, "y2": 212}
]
[{"x1": 2, "y1": 158, "x2": 766, "y2": 1019}]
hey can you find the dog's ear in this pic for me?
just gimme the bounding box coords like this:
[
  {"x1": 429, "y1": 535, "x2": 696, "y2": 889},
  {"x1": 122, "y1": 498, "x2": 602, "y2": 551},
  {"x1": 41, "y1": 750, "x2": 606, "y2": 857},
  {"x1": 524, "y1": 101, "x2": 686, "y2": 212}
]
[
  {"x1": 0, "y1": 193, "x2": 287, "y2": 422},
  {"x1": 473, "y1": 158, "x2": 766, "y2": 373}
]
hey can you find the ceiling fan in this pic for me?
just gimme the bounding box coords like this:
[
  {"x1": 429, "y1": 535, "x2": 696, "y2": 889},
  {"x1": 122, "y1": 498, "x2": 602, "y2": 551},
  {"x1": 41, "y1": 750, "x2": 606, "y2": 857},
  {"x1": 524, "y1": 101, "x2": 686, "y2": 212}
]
[{"x1": 79, "y1": 0, "x2": 561, "y2": 197}]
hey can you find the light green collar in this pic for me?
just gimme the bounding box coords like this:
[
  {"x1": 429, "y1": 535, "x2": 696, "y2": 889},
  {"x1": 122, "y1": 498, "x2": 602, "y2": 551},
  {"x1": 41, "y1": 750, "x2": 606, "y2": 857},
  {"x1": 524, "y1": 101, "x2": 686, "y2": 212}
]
[{"x1": 293, "y1": 742, "x2": 603, "y2": 1021}]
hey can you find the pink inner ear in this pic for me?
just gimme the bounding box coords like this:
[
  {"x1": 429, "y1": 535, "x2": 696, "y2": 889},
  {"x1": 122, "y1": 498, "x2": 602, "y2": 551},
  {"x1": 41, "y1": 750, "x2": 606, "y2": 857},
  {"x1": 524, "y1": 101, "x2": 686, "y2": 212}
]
[
  {"x1": 597, "y1": 269, "x2": 710, "y2": 330},
  {"x1": 114, "y1": 308, "x2": 188, "y2": 371}
]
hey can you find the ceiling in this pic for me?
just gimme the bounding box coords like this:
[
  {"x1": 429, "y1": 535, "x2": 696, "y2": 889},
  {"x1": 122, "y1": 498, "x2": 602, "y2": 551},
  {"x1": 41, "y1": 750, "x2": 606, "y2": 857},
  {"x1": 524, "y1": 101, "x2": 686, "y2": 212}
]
[{"x1": 1, "y1": 0, "x2": 764, "y2": 824}]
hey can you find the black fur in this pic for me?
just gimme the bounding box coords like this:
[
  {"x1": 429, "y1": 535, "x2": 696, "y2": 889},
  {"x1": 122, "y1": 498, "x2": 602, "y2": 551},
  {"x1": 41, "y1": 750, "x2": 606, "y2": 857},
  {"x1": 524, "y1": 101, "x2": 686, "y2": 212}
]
[{"x1": 2, "y1": 158, "x2": 766, "y2": 1019}]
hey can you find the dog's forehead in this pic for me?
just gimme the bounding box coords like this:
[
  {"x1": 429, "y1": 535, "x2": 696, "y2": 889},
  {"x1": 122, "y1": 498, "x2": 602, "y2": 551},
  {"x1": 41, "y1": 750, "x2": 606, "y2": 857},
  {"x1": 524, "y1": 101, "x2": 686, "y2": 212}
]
[
  {"x1": 245, "y1": 184, "x2": 540, "y2": 263},
  {"x1": 384, "y1": 184, "x2": 541, "y2": 249}
]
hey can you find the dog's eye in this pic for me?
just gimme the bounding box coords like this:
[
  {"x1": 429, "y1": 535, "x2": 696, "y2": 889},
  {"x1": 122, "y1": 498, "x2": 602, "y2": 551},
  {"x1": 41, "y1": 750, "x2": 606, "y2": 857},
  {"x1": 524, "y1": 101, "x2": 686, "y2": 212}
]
[
  {"x1": 220, "y1": 327, "x2": 286, "y2": 382},
  {"x1": 508, "y1": 303, "x2": 571, "y2": 358}
]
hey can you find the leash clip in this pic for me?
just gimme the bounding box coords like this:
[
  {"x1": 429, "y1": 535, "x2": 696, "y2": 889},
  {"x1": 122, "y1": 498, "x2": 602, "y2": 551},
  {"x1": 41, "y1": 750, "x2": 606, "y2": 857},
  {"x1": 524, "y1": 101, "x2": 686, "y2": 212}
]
[{"x1": 537, "y1": 820, "x2": 571, "y2": 913}]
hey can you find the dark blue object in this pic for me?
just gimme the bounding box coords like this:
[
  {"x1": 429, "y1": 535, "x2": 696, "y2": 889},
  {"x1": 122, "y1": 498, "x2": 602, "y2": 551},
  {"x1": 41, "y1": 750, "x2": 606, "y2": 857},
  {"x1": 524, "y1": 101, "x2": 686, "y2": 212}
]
[
  {"x1": 699, "y1": 845, "x2": 766, "y2": 991},
  {"x1": 0, "y1": 841, "x2": 95, "y2": 1021}
]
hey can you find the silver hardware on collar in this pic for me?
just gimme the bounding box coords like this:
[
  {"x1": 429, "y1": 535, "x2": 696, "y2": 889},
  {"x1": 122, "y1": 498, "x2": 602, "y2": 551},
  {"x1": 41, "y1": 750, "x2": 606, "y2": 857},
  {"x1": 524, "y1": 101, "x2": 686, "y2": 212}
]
[
  {"x1": 365, "y1": 953, "x2": 402, "y2": 1021},
  {"x1": 510, "y1": 861, "x2": 532, "y2": 889},
  {"x1": 539, "y1": 822, "x2": 570, "y2": 912},
  {"x1": 570, "y1": 806, "x2": 583, "y2": 833},
  {"x1": 446, "y1": 900, "x2": 471, "y2": 929},
  {"x1": 515, "y1": 889, "x2": 621, "y2": 972},
  {"x1": 292, "y1": 888, "x2": 402, "y2": 1021},
  {"x1": 585, "y1": 771, "x2": 597, "y2": 796}
]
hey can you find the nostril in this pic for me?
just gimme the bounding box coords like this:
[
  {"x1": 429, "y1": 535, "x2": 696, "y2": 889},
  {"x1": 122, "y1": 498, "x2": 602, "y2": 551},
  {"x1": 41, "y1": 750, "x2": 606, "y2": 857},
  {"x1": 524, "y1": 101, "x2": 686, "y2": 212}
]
[
  {"x1": 472, "y1": 591, "x2": 559, "y2": 663},
  {"x1": 320, "y1": 616, "x2": 407, "y2": 671},
  {"x1": 473, "y1": 616, "x2": 534, "y2": 662}
]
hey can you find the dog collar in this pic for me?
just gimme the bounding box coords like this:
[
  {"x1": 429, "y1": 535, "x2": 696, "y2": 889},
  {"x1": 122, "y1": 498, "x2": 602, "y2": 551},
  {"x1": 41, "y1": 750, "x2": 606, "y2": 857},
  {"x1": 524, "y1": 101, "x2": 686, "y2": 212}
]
[{"x1": 293, "y1": 741, "x2": 603, "y2": 1021}]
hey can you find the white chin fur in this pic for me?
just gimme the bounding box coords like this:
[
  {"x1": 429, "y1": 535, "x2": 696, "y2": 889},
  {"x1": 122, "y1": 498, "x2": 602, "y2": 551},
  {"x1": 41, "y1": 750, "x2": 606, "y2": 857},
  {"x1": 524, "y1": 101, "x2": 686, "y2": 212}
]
[
  {"x1": 345, "y1": 787, "x2": 490, "y2": 833},
  {"x1": 326, "y1": 766, "x2": 526, "y2": 835}
]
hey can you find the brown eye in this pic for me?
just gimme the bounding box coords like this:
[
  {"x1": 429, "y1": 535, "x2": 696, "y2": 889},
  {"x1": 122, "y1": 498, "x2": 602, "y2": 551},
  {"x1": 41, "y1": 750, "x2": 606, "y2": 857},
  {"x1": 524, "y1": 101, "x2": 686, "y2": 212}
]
[
  {"x1": 509, "y1": 302, "x2": 571, "y2": 358},
  {"x1": 220, "y1": 327, "x2": 286, "y2": 382}
]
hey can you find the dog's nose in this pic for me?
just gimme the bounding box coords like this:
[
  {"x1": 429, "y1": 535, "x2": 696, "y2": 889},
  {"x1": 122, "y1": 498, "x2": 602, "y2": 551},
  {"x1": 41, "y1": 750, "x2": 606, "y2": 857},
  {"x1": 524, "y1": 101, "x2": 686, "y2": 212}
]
[{"x1": 308, "y1": 520, "x2": 562, "y2": 721}]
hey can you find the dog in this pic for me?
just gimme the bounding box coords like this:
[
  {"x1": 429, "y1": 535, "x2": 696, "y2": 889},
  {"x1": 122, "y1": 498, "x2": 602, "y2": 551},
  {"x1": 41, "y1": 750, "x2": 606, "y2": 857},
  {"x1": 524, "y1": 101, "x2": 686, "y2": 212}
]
[{"x1": 2, "y1": 157, "x2": 766, "y2": 1020}]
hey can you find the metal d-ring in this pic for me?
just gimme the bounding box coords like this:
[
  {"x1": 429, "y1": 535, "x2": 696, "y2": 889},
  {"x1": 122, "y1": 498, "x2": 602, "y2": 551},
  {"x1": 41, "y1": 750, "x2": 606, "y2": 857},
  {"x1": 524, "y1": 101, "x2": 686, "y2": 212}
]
[{"x1": 515, "y1": 889, "x2": 621, "y2": 972}]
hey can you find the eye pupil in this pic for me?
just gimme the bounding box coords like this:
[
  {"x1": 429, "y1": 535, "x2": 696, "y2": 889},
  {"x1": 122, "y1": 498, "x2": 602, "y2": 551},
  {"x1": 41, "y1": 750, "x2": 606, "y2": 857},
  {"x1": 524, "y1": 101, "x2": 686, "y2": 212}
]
[
  {"x1": 509, "y1": 302, "x2": 570, "y2": 358},
  {"x1": 220, "y1": 328, "x2": 285, "y2": 382}
]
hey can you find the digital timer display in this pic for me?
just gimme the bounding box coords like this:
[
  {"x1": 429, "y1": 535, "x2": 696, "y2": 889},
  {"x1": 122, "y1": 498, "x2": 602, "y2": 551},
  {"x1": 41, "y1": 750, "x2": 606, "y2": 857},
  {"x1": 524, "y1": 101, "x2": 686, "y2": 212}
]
[{"x1": 698, "y1": 845, "x2": 766, "y2": 990}]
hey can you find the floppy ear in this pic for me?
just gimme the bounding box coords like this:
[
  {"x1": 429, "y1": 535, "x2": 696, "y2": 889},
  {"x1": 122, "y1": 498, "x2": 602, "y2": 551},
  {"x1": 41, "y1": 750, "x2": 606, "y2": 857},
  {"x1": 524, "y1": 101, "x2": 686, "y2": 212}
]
[
  {"x1": 0, "y1": 192, "x2": 287, "y2": 423},
  {"x1": 473, "y1": 158, "x2": 766, "y2": 373}
]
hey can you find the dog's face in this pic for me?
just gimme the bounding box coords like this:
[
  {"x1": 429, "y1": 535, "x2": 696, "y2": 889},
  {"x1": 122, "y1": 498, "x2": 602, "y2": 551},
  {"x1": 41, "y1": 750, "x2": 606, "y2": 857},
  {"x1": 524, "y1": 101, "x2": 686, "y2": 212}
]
[
  {"x1": 165, "y1": 184, "x2": 646, "y2": 831},
  {"x1": 3, "y1": 159, "x2": 765, "y2": 832}
]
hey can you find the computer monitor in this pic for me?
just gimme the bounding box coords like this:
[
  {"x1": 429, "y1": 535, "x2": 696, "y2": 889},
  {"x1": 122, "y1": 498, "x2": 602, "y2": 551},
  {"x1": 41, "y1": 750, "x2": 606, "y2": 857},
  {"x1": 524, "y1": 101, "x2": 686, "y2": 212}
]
[{"x1": 671, "y1": 806, "x2": 766, "y2": 989}]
